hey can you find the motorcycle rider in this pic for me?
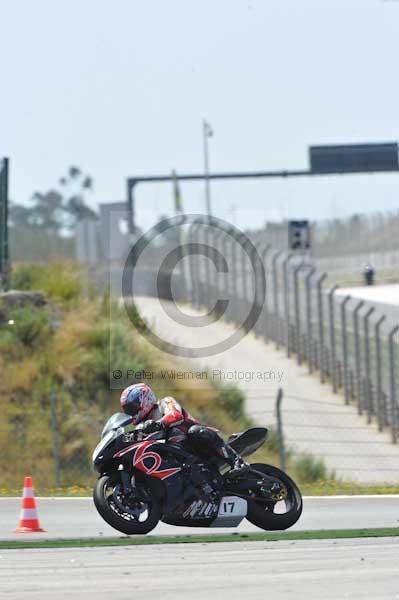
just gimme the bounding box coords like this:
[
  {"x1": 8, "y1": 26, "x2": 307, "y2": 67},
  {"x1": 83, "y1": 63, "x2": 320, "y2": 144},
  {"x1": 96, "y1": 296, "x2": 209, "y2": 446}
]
[{"x1": 120, "y1": 382, "x2": 249, "y2": 477}]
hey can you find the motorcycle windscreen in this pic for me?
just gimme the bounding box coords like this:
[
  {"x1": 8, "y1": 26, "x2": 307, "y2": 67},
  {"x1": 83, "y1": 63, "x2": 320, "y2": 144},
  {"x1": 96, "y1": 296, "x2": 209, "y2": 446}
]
[
  {"x1": 101, "y1": 412, "x2": 133, "y2": 439},
  {"x1": 228, "y1": 427, "x2": 268, "y2": 458}
]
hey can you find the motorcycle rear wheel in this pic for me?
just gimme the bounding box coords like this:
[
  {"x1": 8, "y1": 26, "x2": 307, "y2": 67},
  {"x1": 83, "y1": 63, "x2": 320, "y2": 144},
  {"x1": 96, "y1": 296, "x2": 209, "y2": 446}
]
[
  {"x1": 245, "y1": 463, "x2": 303, "y2": 531},
  {"x1": 93, "y1": 474, "x2": 160, "y2": 535}
]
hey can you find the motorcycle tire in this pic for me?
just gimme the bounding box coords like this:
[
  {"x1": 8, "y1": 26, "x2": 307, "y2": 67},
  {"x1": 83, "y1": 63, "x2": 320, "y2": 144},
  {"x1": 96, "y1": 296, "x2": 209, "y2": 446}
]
[
  {"x1": 93, "y1": 474, "x2": 161, "y2": 535},
  {"x1": 246, "y1": 463, "x2": 303, "y2": 531}
]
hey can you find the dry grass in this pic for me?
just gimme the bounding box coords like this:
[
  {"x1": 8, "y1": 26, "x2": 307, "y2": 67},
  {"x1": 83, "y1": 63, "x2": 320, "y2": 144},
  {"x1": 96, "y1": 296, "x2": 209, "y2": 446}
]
[{"x1": 0, "y1": 261, "x2": 348, "y2": 492}]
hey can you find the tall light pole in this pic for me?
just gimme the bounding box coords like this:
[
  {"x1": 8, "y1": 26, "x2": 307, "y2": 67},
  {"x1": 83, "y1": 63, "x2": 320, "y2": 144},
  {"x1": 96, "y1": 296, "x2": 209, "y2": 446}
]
[{"x1": 202, "y1": 119, "x2": 213, "y2": 216}]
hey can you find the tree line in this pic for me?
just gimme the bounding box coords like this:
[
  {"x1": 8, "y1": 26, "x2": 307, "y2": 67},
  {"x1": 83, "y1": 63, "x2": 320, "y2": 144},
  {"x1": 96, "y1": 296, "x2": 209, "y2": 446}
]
[
  {"x1": 10, "y1": 166, "x2": 97, "y2": 261},
  {"x1": 312, "y1": 211, "x2": 399, "y2": 257}
]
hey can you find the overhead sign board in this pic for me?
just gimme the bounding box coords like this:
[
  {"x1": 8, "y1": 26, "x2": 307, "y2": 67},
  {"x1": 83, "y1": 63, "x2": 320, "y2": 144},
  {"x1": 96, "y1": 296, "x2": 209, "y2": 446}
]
[{"x1": 309, "y1": 143, "x2": 399, "y2": 174}]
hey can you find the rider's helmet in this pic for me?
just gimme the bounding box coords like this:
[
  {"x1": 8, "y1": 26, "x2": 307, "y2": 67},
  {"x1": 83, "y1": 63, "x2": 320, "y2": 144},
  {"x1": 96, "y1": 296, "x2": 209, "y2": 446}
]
[{"x1": 120, "y1": 383, "x2": 157, "y2": 424}]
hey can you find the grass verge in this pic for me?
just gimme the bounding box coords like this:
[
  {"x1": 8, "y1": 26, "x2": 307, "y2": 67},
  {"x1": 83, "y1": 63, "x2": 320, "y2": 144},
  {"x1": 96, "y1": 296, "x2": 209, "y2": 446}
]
[{"x1": 2, "y1": 528, "x2": 399, "y2": 550}]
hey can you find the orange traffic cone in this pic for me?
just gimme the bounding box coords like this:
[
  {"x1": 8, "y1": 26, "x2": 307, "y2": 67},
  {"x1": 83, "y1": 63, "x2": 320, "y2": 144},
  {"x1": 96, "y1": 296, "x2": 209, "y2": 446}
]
[{"x1": 13, "y1": 476, "x2": 46, "y2": 533}]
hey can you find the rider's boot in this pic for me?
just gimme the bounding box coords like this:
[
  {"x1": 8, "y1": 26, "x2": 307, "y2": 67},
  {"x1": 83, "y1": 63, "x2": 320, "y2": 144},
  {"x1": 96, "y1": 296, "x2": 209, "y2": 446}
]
[{"x1": 219, "y1": 444, "x2": 250, "y2": 478}]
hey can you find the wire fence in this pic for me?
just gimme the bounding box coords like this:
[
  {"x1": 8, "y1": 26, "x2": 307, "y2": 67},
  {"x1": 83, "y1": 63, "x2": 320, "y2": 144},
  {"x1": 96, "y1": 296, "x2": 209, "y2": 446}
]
[
  {"x1": 184, "y1": 223, "x2": 399, "y2": 447},
  {"x1": 251, "y1": 389, "x2": 399, "y2": 483}
]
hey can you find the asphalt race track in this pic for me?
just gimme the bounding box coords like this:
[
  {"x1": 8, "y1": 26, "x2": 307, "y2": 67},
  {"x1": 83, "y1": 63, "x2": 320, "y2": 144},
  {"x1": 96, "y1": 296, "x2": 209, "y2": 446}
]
[
  {"x1": 1, "y1": 495, "x2": 399, "y2": 540},
  {"x1": 1, "y1": 496, "x2": 398, "y2": 599},
  {"x1": 2, "y1": 538, "x2": 399, "y2": 600}
]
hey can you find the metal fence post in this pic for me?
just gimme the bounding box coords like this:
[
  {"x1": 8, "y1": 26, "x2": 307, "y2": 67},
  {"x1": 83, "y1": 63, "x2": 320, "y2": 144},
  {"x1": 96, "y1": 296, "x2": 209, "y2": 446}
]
[
  {"x1": 275, "y1": 388, "x2": 286, "y2": 471},
  {"x1": 187, "y1": 224, "x2": 194, "y2": 305},
  {"x1": 214, "y1": 228, "x2": 225, "y2": 306},
  {"x1": 50, "y1": 390, "x2": 61, "y2": 487},
  {"x1": 195, "y1": 223, "x2": 204, "y2": 308},
  {"x1": 245, "y1": 240, "x2": 261, "y2": 334},
  {"x1": 353, "y1": 300, "x2": 365, "y2": 414},
  {"x1": 340, "y1": 295, "x2": 351, "y2": 404},
  {"x1": 317, "y1": 273, "x2": 327, "y2": 383},
  {"x1": 189, "y1": 223, "x2": 200, "y2": 308},
  {"x1": 272, "y1": 250, "x2": 283, "y2": 349},
  {"x1": 189, "y1": 223, "x2": 198, "y2": 307},
  {"x1": 260, "y1": 244, "x2": 271, "y2": 342},
  {"x1": 388, "y1": 325, "x2": 399, "y2": 443},
  {"x1": 305, "y1": 266, "x2": 316, "y2": 373},
  {"x1": 240, "y1": 236, "x2": 250, "y2": 319},
  {"x1": 363, "y1": 306, "x2": 375, "y2": 423},
  {"x1": 283, "y1": 254, "x2": 293, "y2": 357},
  {"x1": 203, "y1": 224, "x2": 212, "y2": 309},
  {"x1": 229, "y1": 231, "x2": 238, "y2": 323},
  {"x1": 375, "y1": 315, "x2": 386, "y2": 432},
  {"x1": 0, "y1": 157, "x2": 10, "y2": 290},
  {"x1": 328, "y1": 284, "x2": 339, "y2": 393},
  {"x1": 293, "y1": 262, "x2": 304, "y2": 364},
  {"x1": 221, "y1": 229, "x2": 231, "y2": 316},
  {"x1": 194, "y1": 223, "x2": 203, "y2": 308}
]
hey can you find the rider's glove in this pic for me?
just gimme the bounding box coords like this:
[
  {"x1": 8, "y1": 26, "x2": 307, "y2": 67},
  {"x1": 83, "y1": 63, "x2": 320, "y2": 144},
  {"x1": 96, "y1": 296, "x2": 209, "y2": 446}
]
[{"x1": 141, "y1": 420, "x2": 163, "y2": 434}]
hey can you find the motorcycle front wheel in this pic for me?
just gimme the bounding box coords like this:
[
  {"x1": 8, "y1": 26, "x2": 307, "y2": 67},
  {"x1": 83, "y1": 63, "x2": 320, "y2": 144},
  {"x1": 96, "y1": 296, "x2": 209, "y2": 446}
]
[
  {"x1": 246, "y1": 463, "x2": 303, "y2": 531},
  {"x1": 93, "y1": 474, "x2": 160, "y2": 535}
]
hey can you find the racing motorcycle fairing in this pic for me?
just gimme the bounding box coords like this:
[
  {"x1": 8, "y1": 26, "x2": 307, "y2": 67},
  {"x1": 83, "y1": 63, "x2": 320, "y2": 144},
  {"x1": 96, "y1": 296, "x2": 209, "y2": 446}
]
[
  {"x1": 163, "y1": 495, "x2": 248, "y2": 528},
  {"x1": 111, "y1": 435, "x2": 209, "y2": 520},
  {"x1": 93, "y1": 415, "x2": 269, "y2": 528},
  {"x1": 227, "y1": 427, "x2": 268, "y2": 457},
  {"x1": 111, "y1": 436, "x2": 251, "y2": 528},
  {"x1": 114, "y1": 438, "x2": 183, "y2": 481}
]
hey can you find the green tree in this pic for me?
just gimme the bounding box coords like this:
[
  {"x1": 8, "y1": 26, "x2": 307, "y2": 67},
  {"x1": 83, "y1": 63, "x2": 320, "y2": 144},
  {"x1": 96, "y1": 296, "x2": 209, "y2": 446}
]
[
  {"x1": 9, "y1": 165, "x2": 97, "y2": 261},
  {"x1": 60, "y1": 166, "x2": 96, "y2": 229},
  {"x1": 30, "y1": 190, "x2": 64, "y2": 233}
]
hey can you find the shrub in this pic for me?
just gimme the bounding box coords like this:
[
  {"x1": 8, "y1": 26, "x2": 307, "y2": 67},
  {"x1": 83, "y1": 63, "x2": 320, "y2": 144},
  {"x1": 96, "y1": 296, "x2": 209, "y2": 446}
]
[
  {"x1": 294, "y1": 453, "x2": 329, "y2": 483},
  {"x1": 265, "y1": 426, "x2": 281, "y2": 454},
  {"x1": 11, "y1": 262, "x2": 82, "y2": 304},
  {"x1": 217, "y1": 384, "x2": 247, "y2": 420},
  {"x1": 6, "y1": 307, "x2": 50, "y2": 348},
  {"x1": 11, "y1": 264, "x2": 41, "y2": 290},
  {"x1": 0, "y1": 329, "x2": 18, "y2": 355}
]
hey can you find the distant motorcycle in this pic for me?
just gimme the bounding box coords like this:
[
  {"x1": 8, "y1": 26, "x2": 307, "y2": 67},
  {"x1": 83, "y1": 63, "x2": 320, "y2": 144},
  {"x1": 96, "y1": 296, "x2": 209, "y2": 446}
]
[{"x1": 92, "y1": 413, "x2": 303, "y2": 534}]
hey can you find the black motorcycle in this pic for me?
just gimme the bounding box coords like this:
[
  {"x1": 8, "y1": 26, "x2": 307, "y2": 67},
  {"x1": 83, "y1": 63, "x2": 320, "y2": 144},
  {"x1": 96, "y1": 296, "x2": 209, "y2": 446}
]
[{"x1": 92, "y1": 413, "x2": 302, "y2": 535}]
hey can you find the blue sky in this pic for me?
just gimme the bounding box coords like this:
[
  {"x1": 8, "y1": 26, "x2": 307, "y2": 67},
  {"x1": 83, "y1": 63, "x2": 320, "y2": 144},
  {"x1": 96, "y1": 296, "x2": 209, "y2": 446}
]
[{"x1": 1, "y1": 0, "x2": 399, "y2": 232}]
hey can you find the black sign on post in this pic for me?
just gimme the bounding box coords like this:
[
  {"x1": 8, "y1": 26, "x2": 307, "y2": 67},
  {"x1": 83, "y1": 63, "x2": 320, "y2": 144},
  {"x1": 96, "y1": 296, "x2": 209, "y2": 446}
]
[
  {"x1": 289, "y1": 220, "x2": 310, "y2": 250},
  {"x1": 310, "y1": 143, "x2": 399, "y2": 174},
  {"x1": 0, "y1": 157, "x2": 9, "y2": 289}
]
